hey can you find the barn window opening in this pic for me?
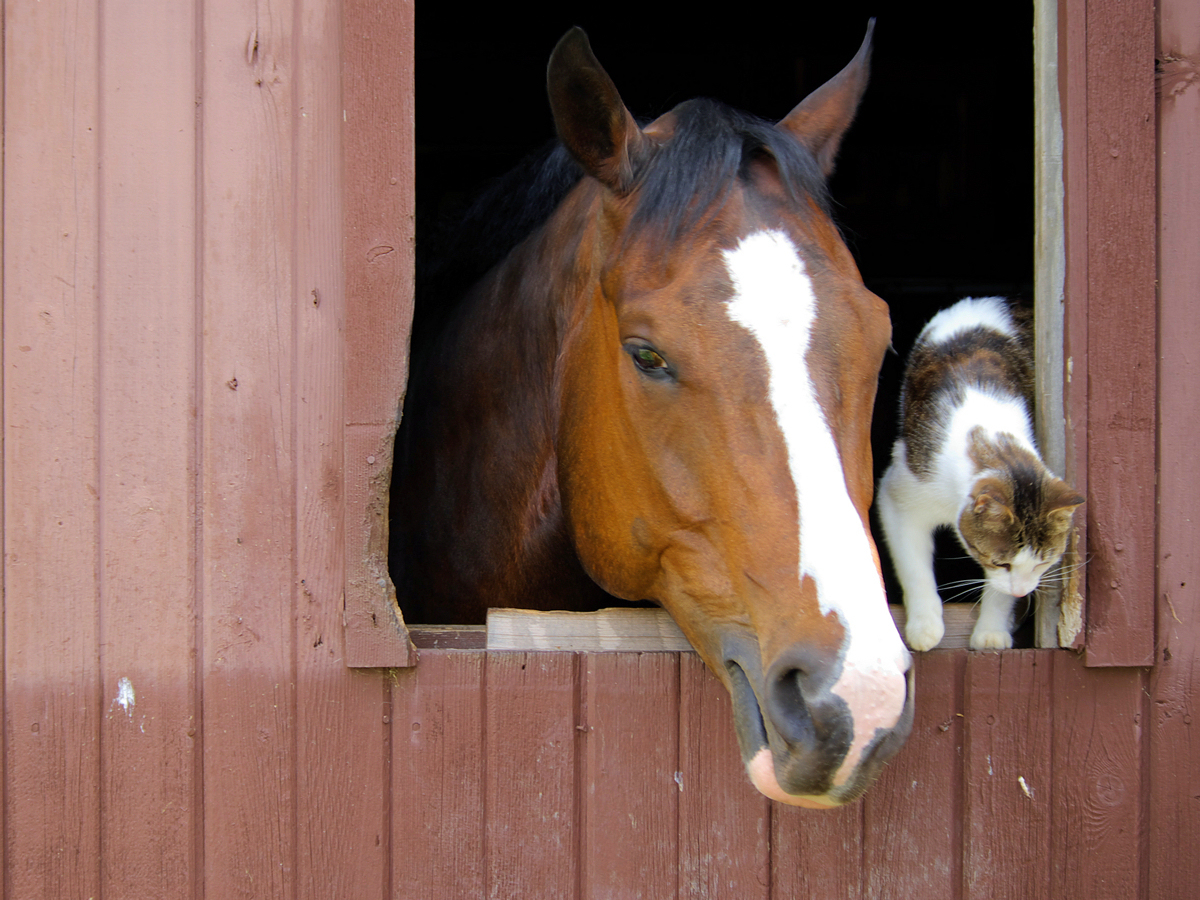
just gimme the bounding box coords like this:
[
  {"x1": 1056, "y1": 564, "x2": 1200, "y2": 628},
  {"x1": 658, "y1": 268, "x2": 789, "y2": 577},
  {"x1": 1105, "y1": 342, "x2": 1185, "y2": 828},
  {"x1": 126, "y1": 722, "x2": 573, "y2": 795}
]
[{"x1": 388, "y1": 4, "x2": 1042, "y2": 648}]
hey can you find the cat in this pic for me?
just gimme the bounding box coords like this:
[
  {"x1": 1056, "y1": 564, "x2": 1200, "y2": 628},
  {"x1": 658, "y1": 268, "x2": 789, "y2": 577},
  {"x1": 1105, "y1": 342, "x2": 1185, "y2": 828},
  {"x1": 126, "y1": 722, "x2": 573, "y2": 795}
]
[{"x1": 877, "y1": 297, "x2": 1084, "y2": 651}]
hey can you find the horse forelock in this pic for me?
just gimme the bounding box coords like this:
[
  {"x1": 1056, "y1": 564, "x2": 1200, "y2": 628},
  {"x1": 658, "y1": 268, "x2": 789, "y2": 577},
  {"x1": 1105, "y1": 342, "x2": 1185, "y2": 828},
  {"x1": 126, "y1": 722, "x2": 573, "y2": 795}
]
[{"x1": 626, "y1": 99, "x2": 830, "y2": 247}]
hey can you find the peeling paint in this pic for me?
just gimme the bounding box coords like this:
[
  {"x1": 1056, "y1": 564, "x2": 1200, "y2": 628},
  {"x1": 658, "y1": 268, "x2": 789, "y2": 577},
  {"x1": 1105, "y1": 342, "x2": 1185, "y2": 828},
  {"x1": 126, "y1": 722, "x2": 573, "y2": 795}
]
[
  {"x1": 113, "y1": 677, "x2": 135, "y2": 717},
  {"x1": 1158, "y1": 56, "x2": 1198, "y2": 98}
]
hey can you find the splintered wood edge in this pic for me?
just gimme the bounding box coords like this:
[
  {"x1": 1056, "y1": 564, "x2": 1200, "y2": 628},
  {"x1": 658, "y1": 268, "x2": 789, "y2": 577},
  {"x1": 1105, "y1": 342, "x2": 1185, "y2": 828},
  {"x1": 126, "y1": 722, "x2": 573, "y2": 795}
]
[{"x1": 480, "y1": 605, "x2": 978, "y2": 653}]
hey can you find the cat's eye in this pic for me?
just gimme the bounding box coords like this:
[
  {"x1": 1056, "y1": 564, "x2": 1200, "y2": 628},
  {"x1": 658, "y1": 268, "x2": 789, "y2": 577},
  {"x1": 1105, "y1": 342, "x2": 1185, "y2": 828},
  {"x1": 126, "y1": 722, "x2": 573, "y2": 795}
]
[{"x1": 993, "y1": 562, "x2": 1011, "y2": 571}]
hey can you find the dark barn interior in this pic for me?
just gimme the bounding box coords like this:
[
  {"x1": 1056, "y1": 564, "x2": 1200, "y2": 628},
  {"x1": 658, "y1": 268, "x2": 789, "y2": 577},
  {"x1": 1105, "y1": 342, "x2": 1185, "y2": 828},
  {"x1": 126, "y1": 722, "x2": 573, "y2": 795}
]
[{"x1": 398, "y1": 4, "x2": 1034, "y2": 632}]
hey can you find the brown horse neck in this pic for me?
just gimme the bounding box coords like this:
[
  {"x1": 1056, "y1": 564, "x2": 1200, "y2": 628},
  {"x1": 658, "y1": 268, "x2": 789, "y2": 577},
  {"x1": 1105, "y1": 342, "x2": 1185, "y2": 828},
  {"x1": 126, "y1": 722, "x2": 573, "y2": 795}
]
[{"x1": 393, "y1": 192, "x2": 609, "y2": 623}]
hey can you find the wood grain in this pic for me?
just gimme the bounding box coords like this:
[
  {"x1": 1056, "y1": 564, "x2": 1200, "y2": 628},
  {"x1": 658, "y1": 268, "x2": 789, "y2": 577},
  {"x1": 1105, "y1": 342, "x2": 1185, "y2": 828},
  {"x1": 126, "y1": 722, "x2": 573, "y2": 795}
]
[
  {"x1": 489, "y1": 605, "x2": 978, "y2": 652},
  {"x1": 1050, "y1": 656, "x2": 1143, "y2": 899},
  {"x1": 341, "y1": 0, "x2": 418, "y2": 664},
  {"x1": 484, "y1": 652, "x2": 580, "y2": 899},
  {"x1": 294, "y1": 1, "x2": 390, "y2": 895},
  {"x1": 489, "y1": 607, "x2": 695, "y2": 652},
  {"x1": 1034, "y1": 0, "x2": 1069, "y2": 648},
  {"x1": 198, "y1": 2, "x2": 298, "y2": 895},
  {"x1": 97, "y1": 2, "x2": 199, "y2": 895},
  {"x1": 677, "y1": 654, "x2": 771, "y2": 900},
  {"x1": 963, "y1": 652, "x2": 1054, "y2": 900},
  {"x1": 4, "y1": 2, "x2": 102, "y2": 897},
  {"x1": 1079, "y1": 0, "x2": 1158, "y2": 666},
  {"x1": 581, "y1": 652, "x2": 680, "y2": 898},
  {"x1": 1059, "y1": 0, "x2": 1091, "y2": 652},
  {"x1": 772, "y1": 792, "x2": 863, "y2": 897},
  {"x1": 392, "y1": 651, "x2": 486, "y2": 899},
  {"x1": 1151, "y1": 1, "x2": 1200, "y2": 894},
  {"x1": 865, "y1": 651, "x2": 966, "y2": 900}
]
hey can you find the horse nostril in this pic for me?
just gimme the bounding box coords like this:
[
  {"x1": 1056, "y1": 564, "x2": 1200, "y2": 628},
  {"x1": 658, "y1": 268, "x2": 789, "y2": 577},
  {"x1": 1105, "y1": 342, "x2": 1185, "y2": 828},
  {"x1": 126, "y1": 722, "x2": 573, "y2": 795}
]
[
  {"x1": 764, "y1": 649, "x2": 851, "y2": 752},
  {"x1": 767, "y1": 667, "x2": 816, "y2": 746}
]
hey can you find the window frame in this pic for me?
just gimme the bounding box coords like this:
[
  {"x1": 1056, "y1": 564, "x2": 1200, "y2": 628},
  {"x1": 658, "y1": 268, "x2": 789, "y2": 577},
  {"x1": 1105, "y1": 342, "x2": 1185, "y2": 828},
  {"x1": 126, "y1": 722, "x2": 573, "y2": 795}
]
[{"x1": 341, "y1": 0, "x2": 1158, "y2": 667}]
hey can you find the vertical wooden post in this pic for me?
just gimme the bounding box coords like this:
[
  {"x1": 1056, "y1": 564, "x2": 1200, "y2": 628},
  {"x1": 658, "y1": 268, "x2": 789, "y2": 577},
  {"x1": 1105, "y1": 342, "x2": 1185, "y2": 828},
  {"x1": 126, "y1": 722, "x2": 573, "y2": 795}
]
[
  {"x1": 1150, "y1": 0, "x2": 1200, "y2": 893},
  {"x1": 1034, "y1": 0, "x2": 1070, "y2": 646},
  {"x1": 342, "y1": 0, "x2": 417, "y2": 666}
]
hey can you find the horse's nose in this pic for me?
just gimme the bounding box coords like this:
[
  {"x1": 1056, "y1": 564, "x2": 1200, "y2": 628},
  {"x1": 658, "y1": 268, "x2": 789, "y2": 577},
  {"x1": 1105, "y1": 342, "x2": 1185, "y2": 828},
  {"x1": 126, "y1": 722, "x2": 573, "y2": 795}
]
[{"x1": 763, "y1": 648, "x2": 853, "y2": 759}]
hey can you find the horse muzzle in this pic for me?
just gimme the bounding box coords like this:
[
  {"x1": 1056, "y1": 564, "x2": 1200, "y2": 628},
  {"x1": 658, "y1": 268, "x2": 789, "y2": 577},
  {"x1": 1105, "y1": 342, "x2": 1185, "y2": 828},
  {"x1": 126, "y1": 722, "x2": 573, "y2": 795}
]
[{"x1": 721, "y1": 631, "x2": 914, "y2": 807}]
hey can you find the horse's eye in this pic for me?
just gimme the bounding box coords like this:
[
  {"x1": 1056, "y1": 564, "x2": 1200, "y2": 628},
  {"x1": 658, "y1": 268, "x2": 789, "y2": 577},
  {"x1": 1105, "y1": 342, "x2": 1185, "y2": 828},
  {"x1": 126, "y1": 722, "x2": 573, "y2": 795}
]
[{"x1": 631, "y1": 346, "x2": 669, "y2": 374}]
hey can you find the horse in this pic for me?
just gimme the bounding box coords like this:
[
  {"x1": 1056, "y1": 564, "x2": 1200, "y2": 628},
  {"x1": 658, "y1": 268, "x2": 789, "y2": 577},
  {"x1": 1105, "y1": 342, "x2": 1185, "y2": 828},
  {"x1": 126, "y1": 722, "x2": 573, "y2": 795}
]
[{"x1": 391, "y1": 23, "x2": 913, "y2": 807}]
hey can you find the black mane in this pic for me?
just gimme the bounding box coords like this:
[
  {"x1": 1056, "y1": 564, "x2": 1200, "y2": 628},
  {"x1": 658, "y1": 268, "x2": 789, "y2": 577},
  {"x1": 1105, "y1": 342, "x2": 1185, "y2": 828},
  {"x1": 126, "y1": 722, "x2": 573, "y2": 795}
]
[
  {"x1": 412, "y1": 98, "x2": 830, "y2": 351},
  {"x1": 628, "y1": 99, "x2": 831, "y2": 242}
]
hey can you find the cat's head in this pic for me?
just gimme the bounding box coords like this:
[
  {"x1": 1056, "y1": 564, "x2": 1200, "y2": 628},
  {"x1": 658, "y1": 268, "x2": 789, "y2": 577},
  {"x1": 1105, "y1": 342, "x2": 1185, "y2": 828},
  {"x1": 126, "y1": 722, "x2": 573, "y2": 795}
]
[{"x1": 958, "y1": 474, "x2": 1084, "y2": 597}]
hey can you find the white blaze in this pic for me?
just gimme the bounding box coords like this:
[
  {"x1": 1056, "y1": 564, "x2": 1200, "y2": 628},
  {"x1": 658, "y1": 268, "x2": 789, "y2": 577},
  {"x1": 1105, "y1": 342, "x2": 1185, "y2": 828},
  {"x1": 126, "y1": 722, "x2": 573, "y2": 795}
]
[{"x1": 723, "y1": 230, "x2": 908, "y2": 791}]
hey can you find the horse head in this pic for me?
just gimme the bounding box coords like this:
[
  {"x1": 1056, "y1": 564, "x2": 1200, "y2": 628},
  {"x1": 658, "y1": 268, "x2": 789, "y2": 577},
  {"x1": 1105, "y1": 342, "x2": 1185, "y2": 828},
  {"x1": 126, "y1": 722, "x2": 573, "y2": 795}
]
[{"x1": 548, "y1": 24, "x2": 913, "y2": 807}]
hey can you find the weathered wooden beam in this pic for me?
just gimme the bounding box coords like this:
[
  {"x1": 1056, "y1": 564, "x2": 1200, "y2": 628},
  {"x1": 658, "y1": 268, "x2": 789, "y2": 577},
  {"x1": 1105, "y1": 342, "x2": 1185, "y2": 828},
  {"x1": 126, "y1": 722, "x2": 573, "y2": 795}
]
[{"x1": 485, "y1": 606, "x2": 980, "y2": 652}]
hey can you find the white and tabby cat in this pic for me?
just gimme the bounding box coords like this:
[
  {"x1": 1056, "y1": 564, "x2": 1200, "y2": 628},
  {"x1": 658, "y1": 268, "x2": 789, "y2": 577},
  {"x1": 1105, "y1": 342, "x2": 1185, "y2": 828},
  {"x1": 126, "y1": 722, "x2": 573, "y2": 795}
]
[{"x1": 877, "y1": 297, "x2": 1084, "y2": 651}]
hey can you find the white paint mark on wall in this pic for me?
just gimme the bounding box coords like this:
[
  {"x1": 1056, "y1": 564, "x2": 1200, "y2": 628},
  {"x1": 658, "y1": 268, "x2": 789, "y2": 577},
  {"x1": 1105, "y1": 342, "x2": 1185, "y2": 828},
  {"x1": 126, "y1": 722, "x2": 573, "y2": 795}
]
[{"x1": 114, "y1": 677, "x2": 135, "y2": 717}]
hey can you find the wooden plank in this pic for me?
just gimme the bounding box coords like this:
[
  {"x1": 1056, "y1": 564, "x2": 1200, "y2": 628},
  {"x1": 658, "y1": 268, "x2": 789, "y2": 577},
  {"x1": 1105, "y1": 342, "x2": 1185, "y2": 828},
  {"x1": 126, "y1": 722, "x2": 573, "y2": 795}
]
[
  {"x1": 96, "y1": 2, "x2": 199, "y2": 896},
  {"x1": 489, "y1": 607, "x2": 694, "y2": 652},
  {"x1": 293, "y1": 1, "x2": 389, "y2": 895},
  {"x1": 678, "y1": 654, "x2": 770, "y2": 900},
  {"x1": 581, "y1": 653, "x2": 680, "y2": 898},
  {"x1": 344, "y1": 425, "x2": 415, "y2": 666},
  {"x1": 1080, "y1": 0, "x2": 1157, "y2": 666},
  {"x1": 889, "y1": 604, "x2": 977, "y2": 651},
  {"x1": 410, "y1": 626, "x2": 488, "y2": 650},
  {"x1": 198, "y1": 1, "x2": 298, "y2": 895},
  {"x1": 3, "y1": 1, "x2": 103, "y2": 896},
  {"x1": 1151, "y1": 2, "x2": 1200, "y2": 894},
  {"x1": 484, "y1": 652, "x2": 580, "y2": 899},
  {"x1": 1058, "y1": 0, "x2": 1090, "y2": 651},
  {"x1": 1033, "y1": 0, "x2": 1069, "y2": 647},
  {"x1": 963, "y1": 652, "x2": 1053, "y2": 900},
  {"x1": 393, "y1": 651, "x2": 486, "y2": 899},
  {"x1": 342, "y1": 0, "x2": 417, "y2": 664},
  {"x1": 772, "y1": 798, "x2": 863, "y2": 898},
  {"x1": 865, "y1": 651, "x2": 965, "y2": 900},
  {"x1": 1049, "y1": 656, "x2": 1142, "y2": 900},
  {"x1": 489, "y1": 605, "x2": 977, "y2": 652}
]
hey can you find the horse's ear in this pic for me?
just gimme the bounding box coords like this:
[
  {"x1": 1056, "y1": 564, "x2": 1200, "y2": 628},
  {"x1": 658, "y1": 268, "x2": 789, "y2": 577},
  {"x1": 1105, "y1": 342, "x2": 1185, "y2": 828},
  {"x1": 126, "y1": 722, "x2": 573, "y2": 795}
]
[
  {"x1": 547, "y1": 27, "x2": 650, "y2": 194},
  {"x1": 778, "y1": 19, "x2": 874, "y2": 177}
]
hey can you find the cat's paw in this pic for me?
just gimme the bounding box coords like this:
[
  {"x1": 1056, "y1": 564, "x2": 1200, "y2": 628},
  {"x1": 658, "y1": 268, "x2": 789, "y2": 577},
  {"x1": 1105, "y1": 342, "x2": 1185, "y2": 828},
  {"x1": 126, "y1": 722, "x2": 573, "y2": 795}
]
[
  {"x1": 969, "y1": 627, "x2": 1013, "y2": 651},
  {"x1": 905, "y1": 614, "x2": 945, "y2": 651}
]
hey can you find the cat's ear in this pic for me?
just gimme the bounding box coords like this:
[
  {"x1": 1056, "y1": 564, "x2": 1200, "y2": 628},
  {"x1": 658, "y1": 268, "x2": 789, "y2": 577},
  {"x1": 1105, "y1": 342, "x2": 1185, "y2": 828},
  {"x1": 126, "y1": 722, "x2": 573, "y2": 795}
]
[
  {"x1": 973, "y1": 494, "x2": 1014, "y2": 522},
  {"x1": 1045, "y1": 479, "x2": 1085, "y2": 523},
  {"x1": 971, "y1": 479, "x2": 1015, "y2": 523}
]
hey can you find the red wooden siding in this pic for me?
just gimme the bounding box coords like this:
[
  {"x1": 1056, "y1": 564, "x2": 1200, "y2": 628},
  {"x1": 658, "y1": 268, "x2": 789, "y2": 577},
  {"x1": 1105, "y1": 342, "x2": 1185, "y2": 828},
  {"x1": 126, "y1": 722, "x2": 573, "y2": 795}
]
[
  {"x1": 1, "y1": 1, "x2": 1196, "y2": 898},
  {"x1": 1152, "y1": 1, "x2": 1200, "y2": 896},
  {"x1": 1062, "y1": 0, "x2": 1159, "y2": 666},
  {"x1": 387, "y1": 650, "x2": 1149, "y2": 899},
  {"x1": 343, "y1": 0, "x2": 417, "y2": 667},
  {"x1": 8, "y1": 1, "x2": 105, "y2": 896}
]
